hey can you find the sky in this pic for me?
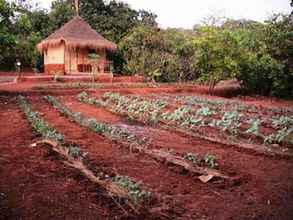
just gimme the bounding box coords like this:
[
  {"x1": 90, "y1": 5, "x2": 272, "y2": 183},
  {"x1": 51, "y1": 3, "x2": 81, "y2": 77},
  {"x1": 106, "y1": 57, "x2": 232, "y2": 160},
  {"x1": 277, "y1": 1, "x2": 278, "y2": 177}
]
[{"x1": 36, "y1": 0, "x2": 291, "y2": 29}]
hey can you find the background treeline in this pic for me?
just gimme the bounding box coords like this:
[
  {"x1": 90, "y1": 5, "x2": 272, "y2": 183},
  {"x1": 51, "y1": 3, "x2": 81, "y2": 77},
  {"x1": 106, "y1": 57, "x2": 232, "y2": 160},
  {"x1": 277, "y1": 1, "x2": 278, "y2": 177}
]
[
  {"x1": 0, "y1": 0, "x2": 293, "y2": 98},
  {"x1": 0, "y1": 0, "x2": 157, "y2": 70}
]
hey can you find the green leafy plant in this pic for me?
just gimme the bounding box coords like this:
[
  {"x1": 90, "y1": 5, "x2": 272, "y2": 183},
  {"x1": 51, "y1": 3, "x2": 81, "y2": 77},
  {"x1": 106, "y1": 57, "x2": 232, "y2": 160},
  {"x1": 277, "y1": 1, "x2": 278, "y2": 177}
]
[
  {"x1": 46, "y1": 95, "x2": 149, "y2": 148},
  {"x1": 184, "y1": 153, "x2": 200, "y2": 164},
  {"x1": 112, "y1": 175, "x2": 151, "y2": 203},
  {"x1": 18, "y1": 96, "x2": 64, "y2": 143},
  {"x1": 196, "y1": 106, "x2": 214, "y2": 116},
  {"x1": 245, "y1": 119, "x2": 261, "y2": 136},
  {"x1": 203, "y1": 154, "x2": 217, "y2": 168},
  {"x1": 272, "y1": 116, "x2": 293, "y2": 129}
]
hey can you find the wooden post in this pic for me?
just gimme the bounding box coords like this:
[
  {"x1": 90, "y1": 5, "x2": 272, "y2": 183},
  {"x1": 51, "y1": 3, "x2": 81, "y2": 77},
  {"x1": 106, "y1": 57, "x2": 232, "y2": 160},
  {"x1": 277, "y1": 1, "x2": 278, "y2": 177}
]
[
  {"x1": 76, "y1": 47, "x2": 79, "y2": 73},
  {"x1": 75, "y1": 0, "x2": 79, "y2": 16}
]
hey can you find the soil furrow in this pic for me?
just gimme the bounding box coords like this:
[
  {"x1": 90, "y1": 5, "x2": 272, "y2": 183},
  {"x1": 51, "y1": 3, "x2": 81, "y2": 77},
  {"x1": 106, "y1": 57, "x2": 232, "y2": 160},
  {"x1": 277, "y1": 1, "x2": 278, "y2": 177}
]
[
  {"x1": 0, "y1": 96, "x2": 114, "y2": 220},
  {"x1": 59, "y1": 95, "x2": 293, "y2": 220},
  {"x1": 29, "y1": 95, "x2": 274, "y2": 220}
]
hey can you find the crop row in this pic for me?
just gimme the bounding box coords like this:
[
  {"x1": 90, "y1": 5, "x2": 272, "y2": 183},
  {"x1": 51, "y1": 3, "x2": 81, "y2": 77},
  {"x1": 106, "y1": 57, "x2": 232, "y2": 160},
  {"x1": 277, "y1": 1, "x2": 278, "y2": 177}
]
[
  {"x1": 76, "y1": 92, "x2": 293, "y2": 158},
  {"x1": 149, "y1": 93, "x2": 293, "y2": 131},
  {"x1": 33, "y1": 82, "x2": 198, "y2": 91},
  {"x1": 141, "y1": 92, "x2": 293, "y2": 128},
  {"x1": 48, "y1": 94, "x2": 232, "y2": 182},
  {"x1": 17, "y1": 95, "x2": 151, "y2": 208},
  {"x1": 34, "y1": 82, "x2": 155, "y2": 90},
  {"x1": 151, "y1": 93, "x2": 293, "y2": 116},
  {"x1": 101, "y1": 92, "x2": 293, "y2": 148}
]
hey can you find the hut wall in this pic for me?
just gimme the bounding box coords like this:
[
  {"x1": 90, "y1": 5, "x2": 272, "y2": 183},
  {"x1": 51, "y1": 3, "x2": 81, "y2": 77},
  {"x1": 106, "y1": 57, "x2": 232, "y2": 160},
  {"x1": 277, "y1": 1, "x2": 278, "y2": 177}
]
[
  {"x1": 64, "y1": 47, "x2": 78, "y2": 73},
  {"x1": 44, "y1": 44, "x2": 65, "y2": 74},
  {"x1": 67, "y1": 48, "x2": 108, "y2": 73}
]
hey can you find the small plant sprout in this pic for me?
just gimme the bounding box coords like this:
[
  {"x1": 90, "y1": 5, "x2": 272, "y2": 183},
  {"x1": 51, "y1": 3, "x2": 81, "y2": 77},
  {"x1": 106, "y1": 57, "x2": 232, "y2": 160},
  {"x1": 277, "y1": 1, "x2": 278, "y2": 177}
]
[
  {"x1": 203, "y1": 154, "x2": 218, "y2": 168},
  {"x1": 184, "y1": 153, "x2": 200, "y2": 164},
  {"x1": 246, "y1": 119, "x2": 261, "y2": 136},
  {"x1": 112, "y1": 175, "x2": 151, "y2": 203},
  {"x1": 196, "y1": 106, "x2": 214, "y2": 117}
]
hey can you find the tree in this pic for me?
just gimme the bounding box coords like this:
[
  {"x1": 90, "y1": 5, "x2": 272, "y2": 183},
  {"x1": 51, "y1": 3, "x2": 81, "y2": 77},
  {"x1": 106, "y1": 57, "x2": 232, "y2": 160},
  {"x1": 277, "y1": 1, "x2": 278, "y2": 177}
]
[
  {"x1": 192, "y1": 24, "x2": 287, "y2": 96},
  {"x1": 77, "y1": 0, "x2": 138, "y2": 42},
  {"x1": 0, "y1": 0, "x2": 17, "y2": 69},
  {"x1": 193, "y1": 27, "x2": 241, "y2": 92},
  {"x1": 119, "y1": 25, "x2": 196, "y2": 82},
  {"x1": 138, "y1": 10, "x2": 158, "y2": 27},
  {"x1": 260, "y1": 14, "x2": 293, "y2": 97},
  {"x1": 49, "y1": 0, "x2": 75, "y2": 32}
]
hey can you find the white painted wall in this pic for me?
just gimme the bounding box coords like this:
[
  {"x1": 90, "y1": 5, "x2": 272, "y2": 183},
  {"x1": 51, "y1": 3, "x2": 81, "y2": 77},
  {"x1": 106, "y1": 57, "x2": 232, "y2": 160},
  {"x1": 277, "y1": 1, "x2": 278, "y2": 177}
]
[{"x1": 44, "y1": 44, "x2": 64, "y2": 65}]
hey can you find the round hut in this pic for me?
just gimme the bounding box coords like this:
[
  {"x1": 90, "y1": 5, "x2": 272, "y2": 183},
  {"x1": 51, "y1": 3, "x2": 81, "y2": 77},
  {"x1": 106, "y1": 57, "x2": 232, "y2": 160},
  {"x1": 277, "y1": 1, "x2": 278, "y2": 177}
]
[{"x1": 37, "y1": 16, "x2": 117, "y2": 75}]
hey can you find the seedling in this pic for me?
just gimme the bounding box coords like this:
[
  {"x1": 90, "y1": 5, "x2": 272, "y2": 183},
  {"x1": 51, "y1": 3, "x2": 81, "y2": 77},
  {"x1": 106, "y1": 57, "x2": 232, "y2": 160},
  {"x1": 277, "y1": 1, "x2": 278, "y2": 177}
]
[
  {"x1": 112, "y1": 175, "x2": 151, "y2": 203},
  {"x1": 203, "y1": 154, "x2": 217, "y2": 168}
]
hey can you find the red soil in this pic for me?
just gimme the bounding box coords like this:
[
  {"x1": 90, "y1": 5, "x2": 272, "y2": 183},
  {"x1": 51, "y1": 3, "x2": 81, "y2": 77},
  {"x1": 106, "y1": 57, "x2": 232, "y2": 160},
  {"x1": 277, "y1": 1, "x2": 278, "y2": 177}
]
[
  {"x1": 0, "y1": 80, "x2": 293, "y2": 219},
  {"x1": 30, "y1": 96, "x2": 229, "y2": 219},
  {"x1": 0, "y1": 96, "x2": 116, "y2": 219},
  {"x1": 48, "y1": 95, "x2": 293, "y2": 219}
]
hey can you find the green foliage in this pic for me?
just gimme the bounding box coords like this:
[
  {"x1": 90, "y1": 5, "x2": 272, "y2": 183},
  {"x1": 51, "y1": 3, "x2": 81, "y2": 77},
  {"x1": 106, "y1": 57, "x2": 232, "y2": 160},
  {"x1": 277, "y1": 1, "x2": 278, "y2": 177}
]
[
  {"x1": 0, "y1": 0, "x2": 17, "y2": 68},
  {"x1": 18, "y1": 96, "x2": 64, "y2": 143},
  {"x1": 0, "y1": 0, "x2": 157, "y2": 71},
  {"x1": 184, "y1": 153, "x2": 200, "y2": 164},
  {"x1": 119, "y1": 25, "x2": 196, "y2": 82},
  {"x1": 112, "y1": 175, "x2": 151, "y2": 203},
  {"x1": 102, "y1": 92, "x2": 293, "y2": 147},
  {"x1": 246, "y1": 119, "x2": 261, "y2": 136},
  {"x1": 119, "y1": 15, "x2": 293, "y2": 97},
  {"x1": 162, "y1": 106, "x2": 191, "y2": 121},
  {"x1": 68, "y1": 144, "x2": 88, "y2": 159},
  {"x1": 237, "y1": 53, "x2": 284, "y2": 96},
  {"x1": 102, "y1": 92, "x2": 166, "y2": 125},
  {"x1": 184, "y1": 152, "x2": 218, "y2": 168},
  {"x1": 196, "y1": 106, "x2": 214, "y2": 117},
  {"x1": 49, "y1": 0, "x2": 75, "y2": 31},
  {"x1": 192, "y1": 24, "x2": 288, "y2": 96},
  {"x1": 46, "y1": 95, "x2": 148, "y2": 147},
  {"x1": 217, "y1": 111, "x2": 242, "y2": 134},
  {"x1": 193, "y1": 27, "x2": 241, "y2": 85},
  {"x1": 203, "y1": 154, "x2": 217, "y2": 168},
  {"x1": 272, "y1": 116, "x2": 293, "y2": 129},
  {"x1": 1, "y1": 0, "x2": 293, "y2": 98}
]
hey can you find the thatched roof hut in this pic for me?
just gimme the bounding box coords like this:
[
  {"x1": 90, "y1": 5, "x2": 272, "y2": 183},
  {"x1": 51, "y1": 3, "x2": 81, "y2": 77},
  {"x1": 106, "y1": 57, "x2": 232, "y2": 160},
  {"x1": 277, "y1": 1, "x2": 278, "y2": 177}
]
[{"x1": 37, "y1": 16, "x2": 117, "y2": 74}]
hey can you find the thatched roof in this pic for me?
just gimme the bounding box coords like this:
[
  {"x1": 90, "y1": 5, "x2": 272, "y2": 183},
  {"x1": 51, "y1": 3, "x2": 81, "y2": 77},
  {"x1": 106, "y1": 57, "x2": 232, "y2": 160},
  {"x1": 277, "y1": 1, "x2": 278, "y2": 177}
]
[{"x1": 37, "y1": 16, "x2": 117, "y2": 52}]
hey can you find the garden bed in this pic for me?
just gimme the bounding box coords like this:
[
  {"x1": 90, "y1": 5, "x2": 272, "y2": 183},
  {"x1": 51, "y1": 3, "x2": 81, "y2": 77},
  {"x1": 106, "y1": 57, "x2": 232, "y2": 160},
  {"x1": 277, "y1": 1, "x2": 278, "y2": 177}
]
[{"x1": 1, "y1": 84, "x2": 293, "y2": 219}]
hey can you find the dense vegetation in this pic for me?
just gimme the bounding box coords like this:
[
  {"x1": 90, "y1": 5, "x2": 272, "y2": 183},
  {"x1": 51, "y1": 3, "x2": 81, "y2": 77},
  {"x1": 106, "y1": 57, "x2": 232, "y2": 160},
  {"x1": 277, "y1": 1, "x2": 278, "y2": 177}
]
[{"x1": 0, "y1": 0, "x2": 292, "y2": 98}]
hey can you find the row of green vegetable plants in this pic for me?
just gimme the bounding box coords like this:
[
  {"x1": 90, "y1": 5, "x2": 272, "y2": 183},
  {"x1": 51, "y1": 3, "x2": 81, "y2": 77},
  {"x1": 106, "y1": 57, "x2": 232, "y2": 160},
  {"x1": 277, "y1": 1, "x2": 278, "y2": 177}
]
[
  {"x1": 34, "y1": 82, "x2": 155, "y2": 90},
  {"x1": 17, "y1": 95, "x2": 152, "y2": 208},
  {"x1": 75, "y1": 92, "x2": 293, "y2": 159},
  {"x1": 152, "y1": 93, "x2": 293, "y2": 115},
  {"x1": 99, "y1": 92, "x2": 293, "y2": 148},
  {"x1": 33, "y1": 82, "x2": 198, "y2": 91},
  {"x1": 48, "y1": 94, "x2": 233, "y2": 182},
  {"x1": 150, "y1": 93, "x2": 293, "y2": 130}
]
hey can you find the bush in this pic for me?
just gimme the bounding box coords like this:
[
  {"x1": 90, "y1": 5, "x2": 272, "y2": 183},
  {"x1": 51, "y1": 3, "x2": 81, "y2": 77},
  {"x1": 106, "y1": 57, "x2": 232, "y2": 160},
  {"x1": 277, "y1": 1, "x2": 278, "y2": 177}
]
[
  {"x1": 119, "y1": 25, "x2": 197, "y2": 82},
  {"x1": 237, "y1": 53, "x2": 284, "y2": 96}
]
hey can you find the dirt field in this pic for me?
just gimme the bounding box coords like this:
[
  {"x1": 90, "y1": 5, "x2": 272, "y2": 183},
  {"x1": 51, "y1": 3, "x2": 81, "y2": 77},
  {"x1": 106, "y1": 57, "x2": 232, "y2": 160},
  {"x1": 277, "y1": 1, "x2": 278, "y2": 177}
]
[{"x1": 1, "y1": 79, "x2": 293, "y2": 220}]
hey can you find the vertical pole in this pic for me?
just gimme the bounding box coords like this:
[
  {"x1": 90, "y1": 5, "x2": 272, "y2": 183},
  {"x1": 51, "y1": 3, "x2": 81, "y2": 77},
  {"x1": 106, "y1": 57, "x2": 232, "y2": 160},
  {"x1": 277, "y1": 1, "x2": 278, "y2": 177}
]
[
  {"x1": 75, "y1": 0, "x2": 79, "y2": 16},
  {"x1": 69, "y1": 48, "x2": 71, "y2": 73},
  {"x1": 76, "y1": 47, "x2": 79, "y2": 73},
  {"x1": 63, "y1": 43, "x2": 66, "y2": 74}
]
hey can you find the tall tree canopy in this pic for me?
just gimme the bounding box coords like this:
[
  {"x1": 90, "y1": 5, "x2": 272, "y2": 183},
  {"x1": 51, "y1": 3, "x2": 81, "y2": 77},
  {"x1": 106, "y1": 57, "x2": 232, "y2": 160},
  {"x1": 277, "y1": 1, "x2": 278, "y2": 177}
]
[
  {"x1": 0, "y1": 0, "x2": 292, "y2": 98},
  {"x1": 0, "y1": 0, "x2": 157, "y2": 70}
]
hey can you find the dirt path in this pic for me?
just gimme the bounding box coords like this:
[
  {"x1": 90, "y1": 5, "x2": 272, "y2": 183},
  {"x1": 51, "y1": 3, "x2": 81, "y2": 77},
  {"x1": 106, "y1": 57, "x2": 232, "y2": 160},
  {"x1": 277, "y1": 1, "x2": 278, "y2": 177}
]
[
  {"x1": 0, "y1": 96, "x2": 115, "y2": 220},
  {"x1": 60, "y1": 95, "x2": 293, "y2": 220}
]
